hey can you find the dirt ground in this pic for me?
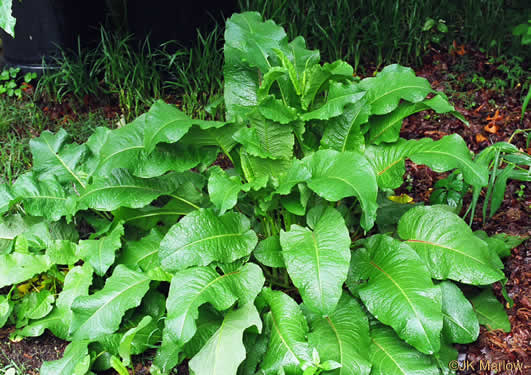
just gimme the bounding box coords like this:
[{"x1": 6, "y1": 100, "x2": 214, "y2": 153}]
[{"x1": 0, "y1": 47, "x2": 529, "y2": 374}]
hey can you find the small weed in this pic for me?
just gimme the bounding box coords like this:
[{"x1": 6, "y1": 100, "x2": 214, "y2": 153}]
[
  {"x1": 0, "y1": 347, "x2": 27, "y2": 375},
  {"x1": 405, "y1": 174, "x2": 414, "y2": 192},
  {"x1": 0, "y1": 68, "x2": 36, "y2": 98},
  {"x1": 516, "y1": 184, "x2": 525, "y2": 201}
]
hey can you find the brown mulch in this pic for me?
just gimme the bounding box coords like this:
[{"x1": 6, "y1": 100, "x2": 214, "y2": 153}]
[
  {"x1": 0, "y1": 47, "x2": 529, "y2": 374},
  {"x1": 0, "y1": 328, "x2": 67, "y2": 374},
  {"x1": 399, "y1": 48, "x2": 530, "y2": 375}
]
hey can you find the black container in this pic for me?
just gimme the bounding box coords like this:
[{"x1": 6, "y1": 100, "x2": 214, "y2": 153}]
[
  {"x1": 127, "y1": 0, "x2": 237, "y2": 49},
  {"x1": 0, "y1": 0, "x2": 105, "y2": 73}
]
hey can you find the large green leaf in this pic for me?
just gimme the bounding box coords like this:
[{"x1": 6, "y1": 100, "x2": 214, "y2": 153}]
[
  {"x1": 189, "y1": 303, "x2": 262, "y2": 375},
  {"x1": 76, "y1": 169, "x2": 193, "y2": 213},
  {"x1": 17, "y1": 290, "x2": 55, "y2": 323},
  {"x1": 0, "y1": 214, "x2": 29, "y2": 253},
  {"x1": 301, "y1": 82, "x2": 365, "y2": 121},
  {"x1": 410, "y1": 135, "x2": 489, "y2": 188},
  {"x1": 91, "y1": 114, "x2": 208, "y2": 179},
  {"x1": 118, "y1": 228, "x2": 163, "y2": 273},
  {"x1": 369, "y1": 324, "x2": 440, "y2": 375},
  {"x1": 366, "y1": 135, "x2": 488, "y2": 189},
  {"x1": 233, "y1": 111, "x2": 294, "y2": 159},
  {"x1": 183, "y1": 306, "x2": 223, "y2": 358},
  {"x1": 280, "y1": 206, "x2": 350, "y2": 315},
  {"x1": 240, "y1": 151, "x2": 292, "y2": 189},
  {"x1": 258, "y1": 95, "x2": 298, "y2": 124},
  {"x1": 112, "y1": 198, "x2": 193, "y2": 230},
  {"x1": 154, "y1": 263, "x2": 264, "y2": 373},
  {"x1": 301, "y1": 60, "x2": 353, "y2": 110},
  {"x1": 308, "y1": 293, "x2": 371, "y2": 375},
  {"x1": 143, "y1": 100, "x2": 226, "y2": 154},
  {"x1": 434, "y1": 337, "x2": 458, "y2": 375},
  {"x1": 18, "y1": 264, "x2": 93, "y2": 340},
  {"x1": 439, "y1": 281, "x2": 479, "y2": 344},
  {"x1": 364, "y1": 139, "x2": 426, "y2": 189},
  {"x1": 70, "y1": 265, "x2": 150, "y2": 340},
  {"x1": 133, "y1": 143, "x2": 212, "y2": 179},
  {"x1": 159, "y1": 209, "x2": 257, "y2": 272},
  {"x1": 128, "y1": 290, "x2": 166, "y2": 355},
  {"x1": 119, "y1": 315, "x2": 153, "y2": 367},
  {"x1": 11, "y1": 173, "x2": 72, "y2": 221},
  {"x1": 208, "y1": 166, "x2": 250, "y2": 215},
  {"x1": 360, "y1": 65, "x2": 432, "y2": 115},
  {"x1": 40, "y1": 340, "x2": 90, "y2": 375},
  {"x1": 260, "y1": 289, "x2": 313, "y2": 374},
  {"x1": 469, "y1": 288, "x2": 510, "y2": 332},
  {"x1": 304, "y1": 150, "x2": 378, "y2": 231},
  {"x1": 0, "y1": 184, "x2": 13, "y2": 214},
  {"x1": 76, "y1": 222, "x2": 124, "y2": 276},
  {"x1": 93, "y1": 115, "x2": 146, "y2": 176},
  {"x1": 181, "y1": 123, "x2": 242, "y2": 156},
  {"x1": 398, "y1": 206, "x2": 505, "y2": 285},
  {"x1": 0, "y1": 295, "x2": 12, "y2": 329},
  {"x1": 350, "y1": 235, "x2": 442, "y2": 354},
  {"x1": 29, "y1": 129, "x2": 88, "y2": 188},
  {"x1": 0, "y1": 252, "x2": 51, "y2": 288},
  {"x1": 0, "y1": 0, "x2": 16, "y2": 37},
  {"x1": 163, "y1": 263, "x2": 264, "y2": 348},
  {"x1": 367, "y1": 94, "x2": 456, "y2": 144},
  {"x1": 253, "y1": 235, "x2": 285, "y2": 268},
  {"x1": 320, "y1": 99, "x2": 370, "y2": 153},
  {"x1": 278, "y1": 36, "x2": 321, "y2": 94},
  {"x1": 224, "y1": 12, "x2": 287, "y2": 119}
]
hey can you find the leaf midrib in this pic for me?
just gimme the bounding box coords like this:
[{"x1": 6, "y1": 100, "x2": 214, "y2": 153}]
[
  {"x1": 340, "y1": 106, "x2": 364, "y2": 153},
  {"x1": 377, "y1": 157, "x2": 405, "y2": 176},
  {"x1": 370, "y1": 105, "x2": 419, "y2": 141},
  {"x1": 368, "y1": 260, "x2": 431, "y2": 348},
  {"x1": 405, "y1": 239, "x2": 489, "y2": 267},
  {"x1": 73, "y1": 276, "x2": 147, "y2": 337},
  {"x1": 310, "y1": 232, "x2": 324, "y2": 311},
  {"x1": 20, "y1": 195, "x2": 66, "y2": 201},
  {"x1": 99, "y1": 145, "x2": 144, "y2": 166},
  {"x1": 174, "y1": 233, "x2": 244, "y2": 254},
  {"x1": 414, "y1": 149, "x2": 483, "y2": 183},
  {"x1": 146, "y1": 118, "x2": 191, "y2": 151},
  {"x1": 326, "y1": 316, "x2": 345, "y2": 375},
  {"x1": 369, "y1": 84, "x2": 429, "y2": 106},
  {"x1": 124, "y1": 211, "x2": 188, "y2": 223},
  {"x1": 175, "y1": 270, "x2": 239, "y2": 341},
  {"x1": 270, "y1": 307, "x2": 303, "y2": 366},
  {"x1": 371, "y1": 337, "x2": 407, "y2": 375},
  {"x1": 442, "y1": 312, "x2": 475, "y2": 338},
  {"x1": 79, "y1": 184, "x2": 164, "y2": 201},
  {"x1": 43, "y1": 137, "x2": 85, "y2": 189}
]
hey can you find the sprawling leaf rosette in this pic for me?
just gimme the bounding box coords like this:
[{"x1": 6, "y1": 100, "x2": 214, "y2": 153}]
[{"x1": 0, "y1": 11, "x2": 522, "y2": 375}]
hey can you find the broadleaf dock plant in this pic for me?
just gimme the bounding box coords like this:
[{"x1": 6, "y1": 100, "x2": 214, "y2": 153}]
[{"x1": 0, "y1": 12, "x2": 527, "y2": 375}]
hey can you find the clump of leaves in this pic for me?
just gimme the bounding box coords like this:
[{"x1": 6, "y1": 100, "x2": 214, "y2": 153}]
[
  {"x1": 0, "y1": 12, "x2": 527, "y2": 375},
  {"x1": 0, "y1": 67, "x2": 36, "y2": 98}
]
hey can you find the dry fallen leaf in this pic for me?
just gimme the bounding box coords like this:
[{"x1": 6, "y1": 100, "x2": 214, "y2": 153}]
[
  {"x1": 486, "y1": 109, "x2": 503, "y2": 122},
  {"x1": 484, "y1": 122, "x2": 499, "y2": 134}
]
